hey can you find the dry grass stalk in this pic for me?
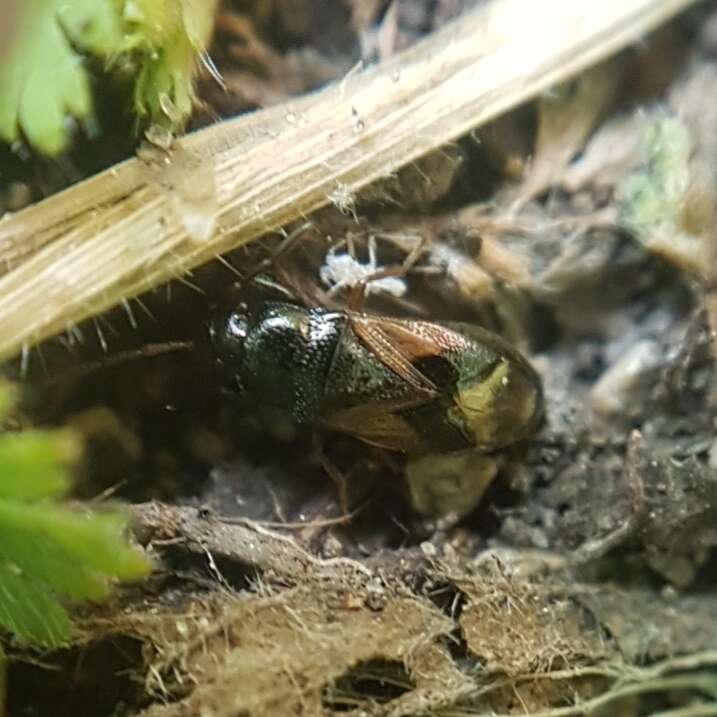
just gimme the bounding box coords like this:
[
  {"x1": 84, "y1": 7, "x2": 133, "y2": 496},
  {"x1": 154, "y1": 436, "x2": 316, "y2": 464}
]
[{"x1": 0, "y1": 0, "x2": 697, "y2": 361}]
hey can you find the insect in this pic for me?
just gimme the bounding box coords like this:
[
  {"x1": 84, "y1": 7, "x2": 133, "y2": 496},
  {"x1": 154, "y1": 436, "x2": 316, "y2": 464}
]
[
  {"x1": 319, "y1": 235, "x2": 408, "y2": 299},
  {"x1": 210, "y1": 301, "x2": 543, "y2": 458}
]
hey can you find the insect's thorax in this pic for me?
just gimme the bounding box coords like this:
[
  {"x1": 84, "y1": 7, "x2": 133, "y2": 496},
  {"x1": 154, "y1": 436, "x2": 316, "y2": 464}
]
[
  {"x1": 322, "y1": 327, "x2": 418, "y2": 408},
  {"x1": 240, "y1": 303, "x2": 345, "y2": 423}
]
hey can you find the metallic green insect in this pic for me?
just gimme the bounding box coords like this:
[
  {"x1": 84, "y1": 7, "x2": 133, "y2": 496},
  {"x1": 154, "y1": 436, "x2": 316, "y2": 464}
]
[{"x1": 211, "y1": 301, "x2": 543, "y2": 457}]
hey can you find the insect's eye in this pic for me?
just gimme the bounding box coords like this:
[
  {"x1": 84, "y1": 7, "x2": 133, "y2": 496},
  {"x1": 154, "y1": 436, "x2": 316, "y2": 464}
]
[
  {"x1": 227, "y1": 313, "x2": 249, "y2": 340},
  {"x1": 209, "y1": 311, "x2": 250, "y2": 364}
]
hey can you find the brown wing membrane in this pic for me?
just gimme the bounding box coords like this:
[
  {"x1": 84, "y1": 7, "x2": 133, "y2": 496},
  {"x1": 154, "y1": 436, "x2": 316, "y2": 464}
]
[
  {"x1": 349, "y1": 315, "x2": 466, "y2": 396},
  {"x1": 321, "y1": 401, "x2": 427, "y2": 453},
  {"x1": 363, "y1": 316, "x2": 472, "y2": 356}
]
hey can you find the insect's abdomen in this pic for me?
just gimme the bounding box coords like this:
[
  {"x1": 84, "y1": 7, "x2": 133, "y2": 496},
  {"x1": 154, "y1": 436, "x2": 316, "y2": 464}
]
[
  {"x1": 320, "y1": 324, "x2": 475, "y2": 454},
  {"x1": 440, "y1": 324, "x2": 543, "y2": 451}
]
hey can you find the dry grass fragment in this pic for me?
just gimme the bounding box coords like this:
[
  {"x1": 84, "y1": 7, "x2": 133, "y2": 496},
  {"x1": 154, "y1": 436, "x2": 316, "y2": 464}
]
[{"x1": 0, "y1": 0, "x2": 697, "y2": 361}]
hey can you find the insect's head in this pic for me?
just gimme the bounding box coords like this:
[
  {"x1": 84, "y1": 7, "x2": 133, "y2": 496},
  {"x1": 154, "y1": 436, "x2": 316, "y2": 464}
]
[{"x1": 208, "y1": 306, "x2": 251, "y2": 393}]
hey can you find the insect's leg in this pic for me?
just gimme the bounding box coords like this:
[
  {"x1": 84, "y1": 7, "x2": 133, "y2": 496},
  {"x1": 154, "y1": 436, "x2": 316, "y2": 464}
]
[
  {"x1": 403, "y1": 233, "x2": 428, "y2": 270},
  {"x1": 367, "y1": 234, "x2": 377, "y2": 267},
  {"x1": 347, "y1": 235, "x2": 428, "y2": 311},
  {"x1": 312, "y1": 432, "x2": 351, "y2": 521},
  {"x1": 346, "y1": 233, "x2": 357, "y2": 259}
]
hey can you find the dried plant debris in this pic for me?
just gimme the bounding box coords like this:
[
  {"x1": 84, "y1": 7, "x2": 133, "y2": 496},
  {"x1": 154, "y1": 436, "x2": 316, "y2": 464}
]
[
  {"x1": 350, "y1": 0, "x2": 480, "y2": 59},
  {"x1": 508, "y1": 60, "x2": 622, "y2": 211},
  {"x1": 458, "y1": 576, "x2": 606, "y2": 674},
  {"x1": 200, "y1": 0, "x2": 474, "y2": 118},
  {"x1": 358, "y1": 145, "x2": 466, "y2": 211},
  {"x1": 135, "y1": 593, "x2": 461, "y2": 717},
  {"x1": 13, "y1": 530, "x2": 715, "y2": 717},
  {"x1": 200, "y1": 9, "x2": 352, "y2": 115}
]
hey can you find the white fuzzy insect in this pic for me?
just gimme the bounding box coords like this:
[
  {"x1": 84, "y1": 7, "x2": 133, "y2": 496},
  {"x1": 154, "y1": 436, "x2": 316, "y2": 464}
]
[{"x1": 319, "y1": 236, "x2": 407, "y2": 298}]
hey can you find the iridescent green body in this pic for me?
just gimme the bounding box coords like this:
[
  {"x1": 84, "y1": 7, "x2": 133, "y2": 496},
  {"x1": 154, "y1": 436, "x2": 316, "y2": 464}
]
[{"x1": 213, "y1": 301, "x2": 542, "y2": 455}]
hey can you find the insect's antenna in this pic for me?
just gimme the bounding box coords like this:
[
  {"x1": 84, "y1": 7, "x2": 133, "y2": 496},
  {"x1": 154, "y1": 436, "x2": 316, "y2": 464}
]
[
  {"x1": 37, "y1": 341, "x2": 195, "y2": 386},
  {"x1": 245, "y1": 221, "x2": 314, "y2": 282}
]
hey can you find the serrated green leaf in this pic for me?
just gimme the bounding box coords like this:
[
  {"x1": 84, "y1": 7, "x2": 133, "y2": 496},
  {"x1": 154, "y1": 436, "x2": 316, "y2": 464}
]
[
  {"x1": 124, "y1": 0, "x2": 217, "y2": 127},
  {"x1": 134, "y1": 45, "x2": 195, "y2": 127},
  {"x1": 0, "y1": 386, "x2": 151, "y2": 649},
  {"x1": 0, "y1": 0, "x2": 218, "y2": 153},
  {"x1": 0, "y1": 561, "x2": 72, "y2": 647},
  {"x1": 1, "y1": 6, "x2": 90, "y2": 154},
  {"x1": 0, "y1": 500, "x2": 149, "y2": 582},
  {"x1": 0, "y1": 0, "x2": 122, "y2": 154},
  {"x1": 0, "y1": 431, "x2": 79, "y2": 500},
  {"x1": 57, "y1": 0, "x2": 122, "y2": 54},
  {"x1": 0, "y1": 500, "x2": 110, "y2": 599}
]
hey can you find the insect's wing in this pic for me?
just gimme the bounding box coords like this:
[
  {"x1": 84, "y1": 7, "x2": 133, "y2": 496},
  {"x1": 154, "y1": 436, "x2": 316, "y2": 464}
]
[
  {"x1": 349, "y1": 315, "x2": 470, "y2": 395},
  {"x1": 322, "y1": 399, "x2": 428, "y2": 453},
  {"x1": 331, "y1": 315, "x2": 543, "y2": 454},
  {"x1": 321, "y1": 315, "x2": 469, "y2": 453}
]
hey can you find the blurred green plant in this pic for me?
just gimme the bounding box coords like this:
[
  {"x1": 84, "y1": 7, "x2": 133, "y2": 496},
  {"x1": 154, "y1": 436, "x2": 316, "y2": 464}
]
[
  {"x1": 618, "y1": 116, "x2": 691, "y2": 239},
  {"x1": 618, "y1": 114, "x2": 715, "y2": 277},
  {"x1": 0, "y1": 0, "x2": 218, "y2": 155},
  {"x1": 0, "y1": 383, "x2": 149, "y2": 648}
]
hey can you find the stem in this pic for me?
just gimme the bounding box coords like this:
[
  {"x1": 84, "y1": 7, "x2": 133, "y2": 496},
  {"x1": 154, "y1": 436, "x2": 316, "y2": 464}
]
[{"x1": 0, "y1": 0, "x2": 698, "y2": 360}]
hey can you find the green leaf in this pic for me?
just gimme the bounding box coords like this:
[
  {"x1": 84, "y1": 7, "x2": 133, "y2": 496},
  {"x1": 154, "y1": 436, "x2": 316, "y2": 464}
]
[
  {"x1": 0, "y1": 501, "x2": 110, "y2": 599},
  {"x1": 122, "y1": 0, "x2": 218, "y2": 127},
  {"x1": 57, "y1": 0, "x2": 122, "y2": 54},
  {"x1": 0, "y1": 0, "x2": 122, "y2": 154},
  {"x1": 0, "y1": 0, "x2": 218, "y2": 154},
  {"x1": 0, "y1": 498, "x2": 150, "y2": 647},
  {"x1": 0, "y1": 500, "x2": 149, "y2": 582},
  {"x1": 0, "y1": 386, "x2": 151, "y2": 648},
  {"x1": 618, "y1": 116, "x2": 691, "y2": 238},
  {"x1": 0, "y1": 561, "x2": 73, "y2": 648},
  {"x1": 0, "y1": 431, "x2": 79, "y2": 500}
]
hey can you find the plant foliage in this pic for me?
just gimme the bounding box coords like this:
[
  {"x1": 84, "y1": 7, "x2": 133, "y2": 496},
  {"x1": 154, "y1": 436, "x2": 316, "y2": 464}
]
[
  {"x1": 618, "y1": 116, "x2": 691, "y2": 238},
  {"x1": 0, "y1": 384, "x2": 149, "y2": 648},
  {"x1": 0, "y1": 0, "x2": 217, "y2": 155}
]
